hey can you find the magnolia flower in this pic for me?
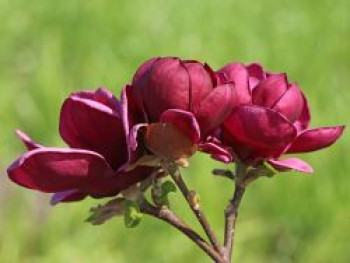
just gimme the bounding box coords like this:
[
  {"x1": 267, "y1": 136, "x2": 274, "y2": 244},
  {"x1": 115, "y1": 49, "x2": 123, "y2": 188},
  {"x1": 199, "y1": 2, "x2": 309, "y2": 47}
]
[
  {"x1": 8, "y1": 89, "x2": 154, "y2": 204},
  {"x1": 125, "y1": 57, "x2": 234, "y2": 160},
  {"x1": 218, "y1": 63, "x2": 345, "y2": 173}
]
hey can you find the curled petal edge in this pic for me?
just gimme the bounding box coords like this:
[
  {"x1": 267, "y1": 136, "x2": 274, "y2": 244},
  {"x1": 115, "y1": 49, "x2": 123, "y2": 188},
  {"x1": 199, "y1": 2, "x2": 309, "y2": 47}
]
[
  {"x1": 268, "y1": 158, "x2": 313, "y2": 174},
  {"x1": 16, "y1": 130, "x2": 42, "y2": 150}
]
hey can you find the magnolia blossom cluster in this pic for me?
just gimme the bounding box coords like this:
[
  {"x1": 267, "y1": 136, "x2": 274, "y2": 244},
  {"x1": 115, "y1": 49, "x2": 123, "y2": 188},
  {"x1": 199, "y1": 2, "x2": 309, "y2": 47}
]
[{"x1": 8, "y1": 57, "x2": 344, "y2": 204}]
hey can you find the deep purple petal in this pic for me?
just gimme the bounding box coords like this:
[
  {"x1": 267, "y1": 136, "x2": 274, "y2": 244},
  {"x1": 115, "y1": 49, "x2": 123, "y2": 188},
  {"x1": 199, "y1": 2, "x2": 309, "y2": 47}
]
[
  {"x1": 59, "y1": 91, "x2": 127, "y2": 170},
  {"x1": 269, "y1": 158, "x2": 313, "y2": 173},
  {"x1": 223, "y1": 105, "x2": 297, "y2": 160},
  {"x1": 50, "y1": 167, "x2": 155, "y2": 201},
  {"x1": 121, "y1": 87, "x2": 131, "y2": 141},
  {"x1": 203, "y1": 63, "x2": 219, "y2": 87},
  {"x1": 50, "y1": 167, "x2": 155, "y2": 202},
  {"x1": 50, "y1": 190, "x2": 87, "y2": 205},
  {"x1": 287, "y1": 126, "x2": 345, "y2": 153},
  {"x1": 131, "y1": 58, "x2": 159, "y2": 118},
  {"x1": 212, "y1": 154, "x2": 232, "y2": 163},
  {"x1": 129, "y1": 123, "x2": 148, "y2": 152},
  {"x1": 182, "y1": 61, "x2": 215, "y2": 110},
  {"x1": 252, "y1": 73, "x2": 289, "y2": 107},
  {"x1": 16, "y1": 130, "x2": 42, "y2": 150},
  {"x1": 194, "y1": 83, "x2": 234, "y2": 137},
  {"x1": 121, "y1": 86, "x2": 149, "y2": 167},
  {"x1": 246, "y1": 63, "x2": 265, "y2": 90},
  {"x1": 199, "y1": 142, "x2": 233, "y2": 163},
  {"x1": 84, "y1": 166, "x2": 155, "y2": 197},
  {"x1": 293, "y1": 94, "x2": 311, "y2": 132},
  {"x1": 122, "y1": 85, "x2": 147, "y2": 132},
  {"x1": 218, "y1": 63, "x2": 251, "y2": 105},
  {"x1": 7, "y1": 148, "x2": 114, "y2": 193},
  {"x1": 71, "y1": 88, "x2": 121, "y2": 114},
  {"x1": 246, "y1": 63, "x2": 265, "y2": 80},
  {"x1": 160, "y1": 109, "x2": 200, "y2": 143},
  {"x1": 139, "y1": 58, "x2": 190, "y2": 122},
  {"x1": 273, "y1": 83, "x2": 303, "y2": 123},
  {"x1": 132, "y1": 57, "x2": 159, "y2": 86}
]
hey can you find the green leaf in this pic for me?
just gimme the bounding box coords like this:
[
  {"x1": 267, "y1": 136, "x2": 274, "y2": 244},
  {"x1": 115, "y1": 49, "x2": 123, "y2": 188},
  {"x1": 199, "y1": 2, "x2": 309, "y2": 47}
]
[
  {"x1": 123, "y1": 200, "x2": 142, "y2": 228},
  {"x1": 159, "y1": 181, "x2": 177, "y2": 207},
  {"x1": 161, "y1": 181, "x2": 177, "y2": 195}
]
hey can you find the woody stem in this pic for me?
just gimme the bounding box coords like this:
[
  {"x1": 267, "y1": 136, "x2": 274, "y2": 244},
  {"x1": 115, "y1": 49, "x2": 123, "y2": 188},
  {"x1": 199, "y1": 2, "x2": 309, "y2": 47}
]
[
  {"x1": 164, "y1": 162, "x2": 224, "y2": 256},
  {"x1": 223, "y1": 162, "x2": 247, "y2": 262},
  {"x1": 139, "y1": 198, "x2": 224, "y2": 262}
]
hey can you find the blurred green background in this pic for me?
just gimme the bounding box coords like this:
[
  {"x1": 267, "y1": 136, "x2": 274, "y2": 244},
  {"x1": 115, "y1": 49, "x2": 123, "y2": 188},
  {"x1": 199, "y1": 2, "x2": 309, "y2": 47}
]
[{"x1": 0, "y1": 0, "x2": 349, "y2": 262}]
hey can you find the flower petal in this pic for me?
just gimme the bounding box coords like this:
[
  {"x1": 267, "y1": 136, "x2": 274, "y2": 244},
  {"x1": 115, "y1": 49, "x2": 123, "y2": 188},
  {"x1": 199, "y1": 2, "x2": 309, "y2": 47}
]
[
  {"x1": 146, "y1": 122, "x2": 196, "y2": 160},
  {"x1": 287, "y1": 126, "x2": 345, "y2": 153},
  {"x1": 16, "y1": 130, "x2": 42, "y2": 150},
  {"x1": 139, "y1": 57, "x2": 190, "y2": 122},
  {"x1": 246, "y1": 63, "x2": 265, "y2": 90},
  {"x1": 182, "y1": 61, "x2": 215, "y2": 110},
  {"x1": 218, "y1": 63, "x2": 251, "y2": 105},
  {"x1": 194, "y1": 83, "x2": 234, "y2": 137},
  {"x1": 50, "y1": 190, "x2": 87, "y2": 205},
  {"x1": 84, "y1": 166, "x2": 155, "y2": 197},
  {"x1": 121, "y1": 85, "x2": 147, "y2": 133},
  {"x1": 272, "y1": 83, "x2": 303, "y2": 123},
  {"x1": 293, "y1": 94, "x2": 311, "y2": 132},
  {"x1": 129, "y1": 123, "x2": 148, "y2": 152},
  {"x1": 7, "y1": 148, "x2": 114, "y2": 193},
  {"x1": 246, "y1": 63, "x2": 265, "y2": 79},
  {"x1": 72, "y1": 88, "x2": 121, "y2": 114},
  {"x1": 268, "y1": 158, "x2": 313, "y2": 173},
  {"x1": 59, "y1": 90, "x2": 127, "y2": 170},
  {"x1": 199, "y1": 142, "x2": 233, "y2": 163},
  {"x1": 252, "y1": 73, "x2": 288, "y2": 107},
  {"x1": 223, "y1": 105, "x2": 297, "y2": 160},
  {"x1": 121, "y1": 86, "x2": 149, "y2": 167},
  {"x1": 132, "y1": 57, "x2": 159, "y2": 87},
  {"x1": 131, "y1": 58, "x2": 159, "y2": 120},
  {"x1": 204, "y1": 63, "x2": 219, "y2": 87},
  {"x1": 50, "y1": 167, "x2": 154, "y2": 202},
  {"x1": 160, "y1": 109, "x2": 200, "y2": 143}
]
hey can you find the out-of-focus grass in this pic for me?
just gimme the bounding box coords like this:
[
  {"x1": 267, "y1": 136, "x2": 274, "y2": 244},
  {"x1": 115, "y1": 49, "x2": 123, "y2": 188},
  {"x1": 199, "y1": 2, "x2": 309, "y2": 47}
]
[{"x1": 0, "y1": 0, "x2": 349, "y2": 262}]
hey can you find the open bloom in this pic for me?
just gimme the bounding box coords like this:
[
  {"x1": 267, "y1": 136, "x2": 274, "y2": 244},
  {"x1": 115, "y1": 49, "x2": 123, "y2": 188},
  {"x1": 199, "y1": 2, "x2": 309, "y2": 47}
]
[
  {"x1": 218, "y1": 63, "x2": 345, "y2": 173},
  {"x1": 125, "y1": 57, "x2": 234, "y2": 160},
  {"x1": 7, "y1": 88, "x2": 154, "y2": 204}
]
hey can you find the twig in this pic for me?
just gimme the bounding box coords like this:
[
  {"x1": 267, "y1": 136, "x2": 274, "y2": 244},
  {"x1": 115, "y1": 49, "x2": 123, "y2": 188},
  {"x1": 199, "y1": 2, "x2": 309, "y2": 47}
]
[
  {"x1": 212, "y1": 169, "x2": 235, "y2": 180},
  {"x1": 164, "y1": 162, "x2": 224, "y2": 255},
  {"x1": 223, "y1": 162, "x2": 247, "y2": 262},
  {"x1": 139, "y1": 198, "x2": 224, "y2": 263}
]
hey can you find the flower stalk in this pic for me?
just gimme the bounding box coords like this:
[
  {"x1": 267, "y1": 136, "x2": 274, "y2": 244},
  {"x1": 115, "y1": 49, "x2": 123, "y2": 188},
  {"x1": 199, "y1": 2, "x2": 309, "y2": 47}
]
[
  {"x1": 163, "y1": 161, "x2": 224, "y2": 256},
  {"x1": 139, "y1": 198, "x2": 224, "y2": 263}
]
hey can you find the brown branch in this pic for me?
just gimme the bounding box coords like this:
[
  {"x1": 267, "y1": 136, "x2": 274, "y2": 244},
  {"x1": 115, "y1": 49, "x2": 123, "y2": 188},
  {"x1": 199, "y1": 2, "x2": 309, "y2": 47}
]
[
  {"x1": 165, "y1": 163, "x2": 223, "y2": 255},
  {"x1": 139, "y1": 198, "x2": 224, "y2": 263},
  {"x1": 223, "y1": 162, "x2": 247, "y2": 262},
  {"x1": 223, "y1": 184, "x2": 245, "y2": 262}
]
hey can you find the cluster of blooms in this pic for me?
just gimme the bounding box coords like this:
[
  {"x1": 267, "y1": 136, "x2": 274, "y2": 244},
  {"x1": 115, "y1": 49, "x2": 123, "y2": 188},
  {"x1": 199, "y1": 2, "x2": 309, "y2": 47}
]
[{"x1": 8, "y1": 57, "x2": 344, "y2": 205}]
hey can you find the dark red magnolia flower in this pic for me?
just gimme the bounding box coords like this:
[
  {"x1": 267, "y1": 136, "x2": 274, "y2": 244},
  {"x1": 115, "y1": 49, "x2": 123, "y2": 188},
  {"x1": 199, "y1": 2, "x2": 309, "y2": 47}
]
[
  {"x1": 7, "y1": 88, "x2": 153, "y2": 204},
  {"x1": 124, "y1": 57, "x2": 234, "y2": 160},
  {"x1": 217, "y1": 63, "x2": 345, "y2": 173}
]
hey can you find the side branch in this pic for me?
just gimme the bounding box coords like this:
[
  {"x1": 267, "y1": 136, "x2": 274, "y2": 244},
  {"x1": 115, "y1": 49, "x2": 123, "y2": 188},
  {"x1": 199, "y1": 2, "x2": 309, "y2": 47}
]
[
  {"x1": 223, "y1": 184, "x2": 245, "y2": 262},
  {"x1": 166, "y1": 163, "x2": 223, "y2": 255},
  {"x1": 139, "y1": 199, "x2": 224, "y2": 263}
]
